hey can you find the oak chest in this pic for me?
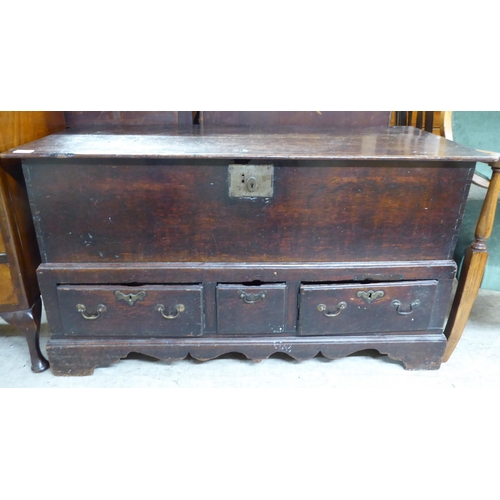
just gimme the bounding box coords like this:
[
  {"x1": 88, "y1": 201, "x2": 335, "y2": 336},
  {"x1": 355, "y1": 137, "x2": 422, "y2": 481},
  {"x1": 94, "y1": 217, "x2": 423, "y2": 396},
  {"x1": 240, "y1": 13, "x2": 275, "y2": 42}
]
[{"x1": 2, "y1": 125, "x2": 495, "y2": 375}]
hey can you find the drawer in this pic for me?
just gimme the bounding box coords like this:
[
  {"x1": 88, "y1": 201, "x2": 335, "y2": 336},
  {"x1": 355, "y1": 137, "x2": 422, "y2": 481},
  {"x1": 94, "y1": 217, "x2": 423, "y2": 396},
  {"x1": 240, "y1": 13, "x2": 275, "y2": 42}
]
[
  {"x1": 0, "y1": 263, "x2": 18, "y2": 305},
  {"x1": 217, "y1": 284, "x2": 286, "y2": 334},
  {"x1": 0, "y1": 229, "x2": 6, "y2": 253},
  {"x1": 299, "y1": 281, "x2": 438, "y2": 335},
  {"x1": 57, "y1": 285, "x2": 203, "y2": 337}
]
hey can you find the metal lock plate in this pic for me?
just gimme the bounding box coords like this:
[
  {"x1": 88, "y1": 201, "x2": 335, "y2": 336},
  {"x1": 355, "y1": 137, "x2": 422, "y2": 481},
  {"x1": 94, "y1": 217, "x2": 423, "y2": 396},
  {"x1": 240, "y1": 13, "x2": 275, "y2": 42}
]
[{"x1": 228, "y1": 164, "x2": 274, "y2": 198}]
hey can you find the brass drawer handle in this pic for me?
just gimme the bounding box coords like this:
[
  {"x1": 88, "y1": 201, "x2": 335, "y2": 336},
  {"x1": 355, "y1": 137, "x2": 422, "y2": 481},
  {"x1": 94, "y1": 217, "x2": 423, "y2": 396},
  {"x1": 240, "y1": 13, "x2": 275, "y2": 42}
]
[
  {"x1": 391, "y1": 299, "x2": 421, "y2": 315},
  {"x1": 238, "y1": 291, "x2": 266, "y2": 304},
  {"x1": 317, "y1": 301, "x2": 347, "y2": 317},
  {"x1": 76, "y1": 303, "x2": 107, "y2": 320},
  {"x1": 155, "y1": 303, "x2": 185, "y2": 319}
]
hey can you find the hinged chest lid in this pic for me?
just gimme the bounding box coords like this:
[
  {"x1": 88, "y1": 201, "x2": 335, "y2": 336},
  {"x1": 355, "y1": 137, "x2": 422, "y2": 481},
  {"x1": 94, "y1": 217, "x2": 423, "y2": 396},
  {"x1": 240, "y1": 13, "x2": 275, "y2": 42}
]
[{"x1": 1, "y1": 126, "x2": 498, "y2": 162}]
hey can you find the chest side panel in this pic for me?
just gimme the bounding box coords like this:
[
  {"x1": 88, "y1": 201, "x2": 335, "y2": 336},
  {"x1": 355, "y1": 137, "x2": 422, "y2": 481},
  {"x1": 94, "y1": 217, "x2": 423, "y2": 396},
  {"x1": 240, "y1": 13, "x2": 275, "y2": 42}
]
[{"x1": 24, "y1": 158, "x2": 473, "y2": 263}]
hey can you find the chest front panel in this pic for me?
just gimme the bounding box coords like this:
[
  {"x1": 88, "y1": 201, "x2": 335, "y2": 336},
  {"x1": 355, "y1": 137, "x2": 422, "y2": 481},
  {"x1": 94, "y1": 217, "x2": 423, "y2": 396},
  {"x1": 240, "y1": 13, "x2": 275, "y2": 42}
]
[{"x1": 24, "y1": 158, "x2": 473, "y2": 264}]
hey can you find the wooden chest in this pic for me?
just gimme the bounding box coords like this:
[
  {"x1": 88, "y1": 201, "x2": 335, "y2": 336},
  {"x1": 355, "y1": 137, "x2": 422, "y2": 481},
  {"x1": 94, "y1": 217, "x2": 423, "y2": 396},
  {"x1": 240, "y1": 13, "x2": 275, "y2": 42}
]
[{"x1": 2, "y1": 125, "x2": 495, "y2": 375}]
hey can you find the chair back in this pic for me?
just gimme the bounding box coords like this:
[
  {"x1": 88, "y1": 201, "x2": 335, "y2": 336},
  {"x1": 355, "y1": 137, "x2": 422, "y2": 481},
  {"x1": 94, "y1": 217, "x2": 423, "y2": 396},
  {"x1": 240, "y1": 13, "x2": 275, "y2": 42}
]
[
  {"x1": 450, "y1": 111, "x2": 500, "y2": 291},
  {"x1": 393, "y1": 111, "x2": 436, "y2": 132},
  {"x1": 443, "y1": 111, "x2": 500, "y2": 186}
]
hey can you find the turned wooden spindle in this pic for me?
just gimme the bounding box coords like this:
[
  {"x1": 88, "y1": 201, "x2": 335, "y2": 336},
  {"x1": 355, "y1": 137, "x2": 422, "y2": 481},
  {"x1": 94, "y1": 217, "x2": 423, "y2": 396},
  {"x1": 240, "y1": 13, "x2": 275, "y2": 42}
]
[{"x1": 443, "y1": 161, "x2": 500, "y2": 361}]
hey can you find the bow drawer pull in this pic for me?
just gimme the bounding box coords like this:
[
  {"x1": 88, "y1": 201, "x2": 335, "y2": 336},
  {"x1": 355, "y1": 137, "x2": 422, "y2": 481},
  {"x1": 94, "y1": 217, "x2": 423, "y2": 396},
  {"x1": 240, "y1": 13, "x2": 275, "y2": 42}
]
[
  {"x1": 76, "y1": 303, "x2": 107, "y2": 320},
  {"x1": 391, "y1": 299, "x2": 421, "y2": 315},
  {"x1": 317, "y1": 301, "x2": 347, "y2": 317},
  {"x1": 155, "y1": 303, "x2": 185, "y2": 319},
  {"x1": 238, "y1": 291, "x2": 266, "y2": 304}
]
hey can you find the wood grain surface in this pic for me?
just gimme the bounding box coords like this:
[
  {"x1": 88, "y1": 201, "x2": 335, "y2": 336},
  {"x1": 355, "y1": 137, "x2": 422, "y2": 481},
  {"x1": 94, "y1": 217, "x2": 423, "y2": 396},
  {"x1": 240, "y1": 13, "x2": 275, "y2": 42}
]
[
  {"x1": 2, "y1": 126, "x2": 497, "y2": 162},
  {"x1": 23, "y1": 158, "x2": 474, "y2": 263}
]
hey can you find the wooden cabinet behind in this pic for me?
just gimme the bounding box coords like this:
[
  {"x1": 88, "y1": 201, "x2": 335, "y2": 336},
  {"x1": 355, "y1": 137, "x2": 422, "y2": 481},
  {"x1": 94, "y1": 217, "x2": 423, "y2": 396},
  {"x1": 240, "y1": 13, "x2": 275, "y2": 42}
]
[{"x1": 0, "y1": 111, "x2": 66, "y2": 372}]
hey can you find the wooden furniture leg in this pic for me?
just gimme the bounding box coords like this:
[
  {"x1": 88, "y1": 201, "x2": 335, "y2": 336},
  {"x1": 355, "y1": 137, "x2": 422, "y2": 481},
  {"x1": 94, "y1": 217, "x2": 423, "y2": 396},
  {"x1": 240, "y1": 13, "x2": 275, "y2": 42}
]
[
  {"x1": 443, "y1": 162, "x2": 500, "y2": 361},
  {"x1": 0, "y1": 297, "x2": 49, "y2": 372}
]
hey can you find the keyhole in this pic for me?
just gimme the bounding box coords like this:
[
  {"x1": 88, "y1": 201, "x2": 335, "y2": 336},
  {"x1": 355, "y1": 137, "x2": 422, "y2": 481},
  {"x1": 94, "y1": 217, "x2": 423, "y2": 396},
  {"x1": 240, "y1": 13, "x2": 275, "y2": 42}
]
[{"x1": 246, "y1": 176, "x2": 258, "y2": 192}]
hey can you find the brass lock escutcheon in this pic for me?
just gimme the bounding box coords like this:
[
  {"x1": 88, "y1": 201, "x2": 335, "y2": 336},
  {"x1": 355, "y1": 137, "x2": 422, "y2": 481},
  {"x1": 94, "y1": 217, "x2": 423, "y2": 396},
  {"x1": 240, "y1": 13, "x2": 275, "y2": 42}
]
[
  {"x1": 356, "y1": 290, "x2": 385, "y2": 304},
  {"x1": 115, "y1": 290, "x2": 147, "y2": 306},
  {"x1": 229, "y1": 164, "x2": 274, "y2": 198}
]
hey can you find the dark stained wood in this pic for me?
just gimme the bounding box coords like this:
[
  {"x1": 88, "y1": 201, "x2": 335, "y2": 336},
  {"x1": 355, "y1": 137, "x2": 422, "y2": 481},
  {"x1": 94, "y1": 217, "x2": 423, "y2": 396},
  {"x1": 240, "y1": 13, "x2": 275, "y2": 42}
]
[
  {"x1": 0, "y1": 111, "x2": 66, "y2": 372},
  {"x1": 46, "y1": 333, "x2": 447, "y2": 376},
  {"x1": 36, "y1": 261, "x2": 457, "y2": 335},
  {"x1": 38, "y1": 260, "x2": 459, "y2": 282},
  {"x1": 0, "y1": 298, "x2": 48, "y2": 373},
  {"x1": 22, "y1": 158, "x2": 474, "y2": 264},
  {"x1": 2, "y1": 123, "x2": 488, "y2": 375},
  {"x1": 424, "y1": 111, "x2": 434, "y2": 133},
  {"x1": 2, "y1": 126, "x2": 496, "y2": 162},
  {"x1": 64, "y1": 111, "x2": 193, "y2": 129},
  {"x1": 200, "y1": 111, "x2": 391, "y2": 128},
  {"x1": 57, "y1": 285, "x2": 203, "y2": 337},
  {"x1": 216, "y1": 283, "x2": 287, "y2": 334},
  {"x1": 299, "y1": 281, "x2": 438, "y2": 335}
]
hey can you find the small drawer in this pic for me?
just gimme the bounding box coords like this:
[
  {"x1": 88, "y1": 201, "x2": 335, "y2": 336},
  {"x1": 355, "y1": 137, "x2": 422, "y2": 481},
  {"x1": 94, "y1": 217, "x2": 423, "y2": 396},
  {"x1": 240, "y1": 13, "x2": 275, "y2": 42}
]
[
  {"x1": 0, "y1": 263, "x2": 18, "y2": 305},
  {"x1": 299, "y1": 281, "x2": 438, "y2": 336},
  {"x1": 217, "y1": 283, "x2": 286, "y2": 334},
  {"x1": 57, "y1": 285, "x2": 203, "y2": 337},
  {"x1": 0, "y1": 230, "x2": 6, "y2": 253}
]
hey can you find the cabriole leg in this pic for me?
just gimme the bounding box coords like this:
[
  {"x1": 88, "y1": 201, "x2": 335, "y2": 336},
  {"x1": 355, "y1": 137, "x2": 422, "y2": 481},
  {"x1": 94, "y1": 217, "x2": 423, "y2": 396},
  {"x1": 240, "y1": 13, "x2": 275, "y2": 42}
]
[{"x1": 0, "y1": 297, "x2": 49, "y2": 373}]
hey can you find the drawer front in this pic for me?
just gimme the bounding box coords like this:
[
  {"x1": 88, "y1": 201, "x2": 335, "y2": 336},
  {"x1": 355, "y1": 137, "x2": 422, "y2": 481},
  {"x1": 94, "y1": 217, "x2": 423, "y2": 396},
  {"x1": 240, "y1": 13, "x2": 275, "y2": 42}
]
[
  {"x1": 0, "y1": 229, "x2": 6, "y2": 253},
  {"x1": 299, "y1": 281, "x2": 438, "y2": 335},
  {"x1": 57, "y1": 285, "x2": 203, "y2": 337},
  {"x1": 217, "y1": 284, "x2": 286, "y2": 334},
  {"x1": 0, "y1": 263, "x2": 18, "y2": 305}
]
